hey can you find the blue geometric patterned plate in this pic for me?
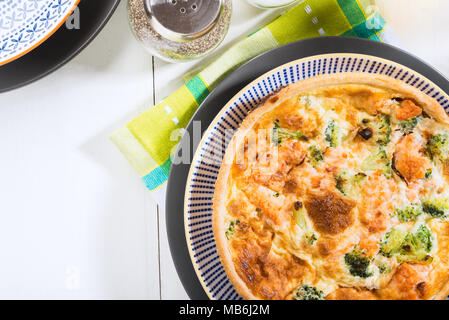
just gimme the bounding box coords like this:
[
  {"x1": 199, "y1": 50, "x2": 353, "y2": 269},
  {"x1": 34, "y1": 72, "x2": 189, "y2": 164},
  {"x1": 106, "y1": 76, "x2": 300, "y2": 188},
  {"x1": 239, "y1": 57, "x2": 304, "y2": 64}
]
[
  {"x1": 0, "y1": 0, "x2": 79, "y2": 66},
  {"x1": 184, "y1": 53, "x2": 449, "y2": 300}
]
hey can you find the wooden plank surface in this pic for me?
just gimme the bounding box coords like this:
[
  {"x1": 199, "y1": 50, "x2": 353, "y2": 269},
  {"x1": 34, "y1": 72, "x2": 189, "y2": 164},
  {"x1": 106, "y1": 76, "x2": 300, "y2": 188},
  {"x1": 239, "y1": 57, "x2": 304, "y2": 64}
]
[{"x1": 0, "y1": 0, "x2": 448, "y2": 300}]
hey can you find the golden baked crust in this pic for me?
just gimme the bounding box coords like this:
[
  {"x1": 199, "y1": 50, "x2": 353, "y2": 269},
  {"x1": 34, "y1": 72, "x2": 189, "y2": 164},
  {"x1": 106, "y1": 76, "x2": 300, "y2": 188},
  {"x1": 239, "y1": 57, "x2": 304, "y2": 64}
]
[{"x1": 213, "y1": 73, "x2": 449, "y2": 300}]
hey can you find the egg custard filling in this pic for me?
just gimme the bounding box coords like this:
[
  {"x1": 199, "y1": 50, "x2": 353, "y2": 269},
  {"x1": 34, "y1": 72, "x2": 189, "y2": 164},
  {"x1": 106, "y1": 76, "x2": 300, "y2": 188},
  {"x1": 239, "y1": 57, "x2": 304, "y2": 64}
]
[{"x1": 212, "y1": 73, "x2": 449, "y2": 300}]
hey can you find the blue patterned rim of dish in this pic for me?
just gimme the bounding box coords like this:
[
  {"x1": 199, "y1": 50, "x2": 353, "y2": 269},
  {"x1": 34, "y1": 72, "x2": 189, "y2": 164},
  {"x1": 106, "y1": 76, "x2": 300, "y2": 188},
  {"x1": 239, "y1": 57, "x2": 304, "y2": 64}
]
[
  {"x1": 0, "y1": 0, "x2": 79, "y2": 66},
  {"x1": 184, "y1": 53, "x2": 449, "y2": 300}
]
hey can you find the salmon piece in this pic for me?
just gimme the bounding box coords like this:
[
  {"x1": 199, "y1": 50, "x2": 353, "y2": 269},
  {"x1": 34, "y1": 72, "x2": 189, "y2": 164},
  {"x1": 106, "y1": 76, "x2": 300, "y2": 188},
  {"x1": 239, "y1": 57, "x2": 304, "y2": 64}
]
[
  {"x1": 378, "y1": 263, "x2": 430, "y2": 300},
  {"x1": 251, "y1": 139, "x2": 306, "y2": 190},
  {"x1": 395, "y1": 99, "x2": 422, "y2": 121},
  {"x1": 327, "y1": 287, "x2": 377, "y2": 300},
  {"x1": 394, "y1": 134, "x2": 431, "y2": 182},
  {"x1": 278, "y1": 139, "x2": 307, "y2": 167},
  {"x1": 359, "y1": 237, "x2": 379, "y2": 257},
  {"x1": 281, "y1": 113, "x2": 303, "y2": 129},
  {"x1": 359, "y1": 173, "x2": 396, "y2": 234},
  {"x1": 242, "y1": 183, "x2": 292, "y2": 228}
]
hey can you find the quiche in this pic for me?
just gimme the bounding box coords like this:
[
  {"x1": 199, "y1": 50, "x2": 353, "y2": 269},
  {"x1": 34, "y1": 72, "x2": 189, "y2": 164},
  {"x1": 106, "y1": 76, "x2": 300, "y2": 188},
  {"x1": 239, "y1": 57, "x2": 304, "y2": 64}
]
[{"x1": 212, "y1": 73, "x2": 449, "y2": 300}]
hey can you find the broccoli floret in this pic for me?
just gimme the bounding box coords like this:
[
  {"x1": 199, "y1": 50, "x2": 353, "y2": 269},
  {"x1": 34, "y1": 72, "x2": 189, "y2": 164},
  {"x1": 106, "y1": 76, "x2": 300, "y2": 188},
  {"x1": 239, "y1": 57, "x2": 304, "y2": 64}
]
[
  {"x1": 361, "y1": 148, "x2": 391, "y2": 178},
  {"x1": 422, "y1": 197, "x2": 449, "y2": 218},
  {"x1": 344, "y1": 247, "x2": 373, "y2": 278},
  {"x1": 294, "y1": 285, "x2": 325, "y2": 300},
  {"x1": 225, "y1": 219, "x2": 240, "y2": 240},
  {"x1": 380, "y1": 226, "x2": 434, "y2": 264},
  {"x1": 377, "y1": 262, "x2": 391, "y2": 274},
  {"x1": 335, "y1": 172, "x2": 366, "y2": 196},
  {"x1": 335, "y1": 172, "x2": 349, "y2": 196},
  {"x1": 272, "y1": 121, "x2": 307, "y2": 145},
  {"x1": 425, "y1": 169, "x2": 432, "y2": 179},
  {"x1": 308, "y1": 145, "x2": 324, "y2": 166},
  {"x1": 397, "y1": 225, "x2": 434, "y2": 264},
  {"x1": 400, "y1": 116, "x2": 419, "y2": 133},
  {"x1": 324, "y1": 120, "x2": 341, "y2": 147},
  {"x1": 380, "y1": 228, "x2": 408, "y2": 257},
  {"x1": 415, "y1": 225, "x2": 433, "y2": 252},
  {"x1": 395, "y1": 204, "x2": 423, "y2": 222},
  {"x1": 426, "y1": 133, "x2": 449, "y2": 161},
  {"x1": 293, "y1": 201, "x2": 317, "y2": 245},
  {"x1": 369, "y1": 114, "x2": 392, "y2": 146}
]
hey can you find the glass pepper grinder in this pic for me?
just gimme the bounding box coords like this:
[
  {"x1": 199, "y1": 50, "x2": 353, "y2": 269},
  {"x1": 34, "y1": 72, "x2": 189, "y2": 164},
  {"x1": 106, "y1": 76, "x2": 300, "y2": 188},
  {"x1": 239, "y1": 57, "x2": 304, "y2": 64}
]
[{"x1": 128, "y1": 0, "x2": 232, "y2": 63}]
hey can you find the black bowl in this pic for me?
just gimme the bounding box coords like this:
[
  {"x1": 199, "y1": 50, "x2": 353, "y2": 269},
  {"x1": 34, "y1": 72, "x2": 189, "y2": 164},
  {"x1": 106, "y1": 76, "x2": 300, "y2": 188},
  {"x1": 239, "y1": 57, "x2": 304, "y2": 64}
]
[{"x1": 0, "y1": 0, "x2": 121, "y2": 93}]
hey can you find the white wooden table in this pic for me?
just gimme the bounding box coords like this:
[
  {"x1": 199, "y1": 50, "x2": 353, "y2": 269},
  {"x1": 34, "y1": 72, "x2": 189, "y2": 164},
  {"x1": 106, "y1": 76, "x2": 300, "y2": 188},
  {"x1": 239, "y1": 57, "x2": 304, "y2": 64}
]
[{"x1": 0, "y1": 0, "x2": 448, "y2": 299}]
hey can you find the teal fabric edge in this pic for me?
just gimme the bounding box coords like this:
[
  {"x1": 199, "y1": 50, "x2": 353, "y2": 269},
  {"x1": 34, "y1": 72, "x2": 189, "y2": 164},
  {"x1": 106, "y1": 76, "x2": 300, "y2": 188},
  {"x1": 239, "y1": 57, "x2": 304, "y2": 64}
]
[
  {"x1": 142, "y1": 158, "x2": 172, "y2": 191},
  {"x1": 340, "y1": 12, "x2": 386, "y2": 40},
  {"x1": 185, "y1": 76, "x2": 210, "y2": 105}
]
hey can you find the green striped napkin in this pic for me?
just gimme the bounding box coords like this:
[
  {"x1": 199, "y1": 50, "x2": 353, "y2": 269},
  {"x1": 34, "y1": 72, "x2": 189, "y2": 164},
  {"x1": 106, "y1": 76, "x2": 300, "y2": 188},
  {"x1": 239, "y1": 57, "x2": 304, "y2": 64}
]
[{"x1": 111, "y1": 0, "x2": 394, "y2": 205}]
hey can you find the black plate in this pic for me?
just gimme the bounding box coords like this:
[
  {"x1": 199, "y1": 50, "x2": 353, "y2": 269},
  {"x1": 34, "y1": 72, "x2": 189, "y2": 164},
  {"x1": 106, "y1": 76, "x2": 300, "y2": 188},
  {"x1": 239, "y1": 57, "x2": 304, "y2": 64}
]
[
  {"x1": 0, "y1": 0, "x2": 120, "y2": 93},
  {"x1": 166, "y1": 36, "x2": 449, "y2": 300}
]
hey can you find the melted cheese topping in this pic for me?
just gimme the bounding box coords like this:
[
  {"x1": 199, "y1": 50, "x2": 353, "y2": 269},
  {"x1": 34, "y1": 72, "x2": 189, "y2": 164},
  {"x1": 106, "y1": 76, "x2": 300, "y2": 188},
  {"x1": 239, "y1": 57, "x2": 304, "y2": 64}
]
[{"x1": 222, "y1": 84, "x2": 449, "y2": 300}]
